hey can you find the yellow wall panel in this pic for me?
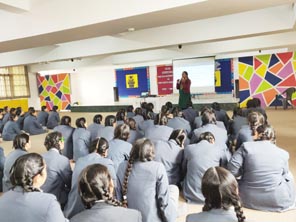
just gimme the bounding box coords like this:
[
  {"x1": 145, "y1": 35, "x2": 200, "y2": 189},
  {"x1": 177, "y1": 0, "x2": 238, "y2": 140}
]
[{"x1": 0, "y1": 98, "x2": 28, "y2": 111}]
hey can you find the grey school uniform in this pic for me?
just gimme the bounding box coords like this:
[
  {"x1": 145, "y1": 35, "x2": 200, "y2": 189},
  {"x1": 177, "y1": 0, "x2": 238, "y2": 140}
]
[
  {"x1": 138, "y1": 119, "x2": 154, "y2": 133},
  {"x1": 107, "y1": 139, "x2": 132, "y2": 172},
  {"x1": 235, "y1": 125, "x2": 253, "y2": 150},
  {"x1": 0, "y1": 147, "x2": 5, "y2": 192},
  {"x1": 23, "y1": 115, "x2": 46, "y2": 135},
  {"x1": 72, "y1": 128, "x2": 91, "y2": 161},
  {"x1": 167, "y1": 117, "x2": 191, "y2": 134},
  {"x1": 70, "y1": 202, "x2": 142, "y2": 222},
  {"x1": 127, "y1": 129, "x2": 143, "y2": 144},
  {"x1": 37, "y1": 110, "x2": 49, "y2": 126},
  {"x1": 186, "y1": 208, "x2": 238, "y2": 222},
  {"x1": 98, "y1": 126, "x2": 114, "y2": 142},
  {"x1": 228, "y1": 141, "x2": 296, "y2": 212},
  {"x1": 2, "y1": 121, "x2": 21, "y2": 141},
  {"x1": 47, "y1": 111, "x2": 60, "y2": 129},
  {"x1": 154, "y1": 139, "x2": 183, "y2": 185},
  {"x1": 54, "y1": 125, "x2": 75, "y2": 159},
  {"x1": 214, "y1": 109, "x2": 229, "y2": 129},
  {"x1": 228, "y1": 116, "x2": 248, "y2": 141},
  {"x1": 87, "y1": 123, "x2": 104, "y2": 141},
  {"x1": 2, "y1": 113, "x2": 10, "y2": 125},
  {"x1": 2, "y1": 149, "x2": 27, "y2": 192},
  {"x1": 182, "y1": 107, "x2": 197, "y2": 127},
  {"x1": 16, "y1": 115, "x2": 25, "y2": 130},
  {"x1": 182, "y1": 140, "x2": 225, "y2": 203},
  {"x1": 116, "y1": 161, "x2": 177, "y2": 222},
  {"x1": 0, "y1": 186, "x2": 68, "y2": 222},
  {"x1": 64, "y1": 153, "x2": 116, "y2": 218},
  {"x1": 41, "y1": 148, "x2": 72, "y2": 206},
  {"x1": 144, "y1": 125, "x2": 173, "y2": 143}
]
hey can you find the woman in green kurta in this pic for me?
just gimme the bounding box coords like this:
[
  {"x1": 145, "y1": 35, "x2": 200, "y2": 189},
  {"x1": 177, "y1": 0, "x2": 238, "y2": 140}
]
[{"x1": 176, "y1": 71, "x2": 191, "y2": 109}]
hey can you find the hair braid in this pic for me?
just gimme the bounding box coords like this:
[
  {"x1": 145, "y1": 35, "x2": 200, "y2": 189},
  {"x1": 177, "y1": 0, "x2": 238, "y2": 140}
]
[
  {"x1": 122, "y1": 158, "x2": 134, "y2": 208},
  {"x1": 101, "y1": 188, "x2": 122, "y2": 207},
  {"x1": 232, "y1": 198, "x2": 246, "y2": 222},
  {"x1": 202, "y1": 198, "x2": 212, "y2": 212}
]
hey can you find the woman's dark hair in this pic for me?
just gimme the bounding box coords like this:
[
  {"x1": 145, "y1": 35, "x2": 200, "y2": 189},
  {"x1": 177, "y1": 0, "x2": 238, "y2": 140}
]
[
  {"x1": 125, "y1": 118, "x2": 137, "y2": 130},
  {"x1": 105, "y1": 115, "x2": 116, "y2": 127},
  {"x1": 165, "y1": 101, "x2": 173, "y2": 110},
  {"x1": 29, "y1": 107, "x2": 36, "y2": 115},
  {"x1": 9, "y1": 108, "x2": 16, "y2": 114},
  {"x1": 182, "y1": 71, "x2": 188, "y2": 76},
  {"x1": 9, "y1": 113, "x2": 17, "y2": 121},
  {"x1": 253, "y1": 98, "x2": 261, "y2": 107},
  {"x1": 10, "y1": 153, "x2": 45, "y2": 192},
  {"x1": 200, "y1": 106, "x2": 211, "y2": 116},
  {"x1": 93, "y1": 114, "x2": 103, "y2": 124},
  {"x1": 41, "y1": 105, "x2": 47, "y2": 111},
  {"x1": 89, "y1": 137, "x2": 109, "y2": 155},
  {"x1": 134, "y1": 107, "x2": 143, "y2": 116},
  {"x1": 154, "y1": 113, "x2": 168, "y2": 125},
  {"x1": 116, "y1": 110, "x2": 125, "y2": 121},
  {"x1": 211, "y1": 102, "x2": 221, "y2": 111},
  {"x1": 44, "y1": 131, "x2": 63, "y2": 151},
  {"x1": 52, "y1": 105, "x2": 58, "y2": 112},
  {"x1": 246, "y1": 99, "x2": 255, "y2": 109},
  {"x1": 145, "y1": 111, "x2": 154, "y2": 120},
  {"x1": 114, "y1": 124, "x2": 130, "y2": 141},
  {"x1": 146, "y1": 103, "x2": 154, "y2": 112},
  {"x1": 76, "y1": 117, "x2": 87, "y2": 128},
  {"x1": 232, "y1": 107, "x2": 243, "y2": 118},
  {"x1": 256, "y1": 124, "x2": 276, "y2": 144},
  {"x1": 141, "y1": 102, "x2": 147, "y2": 110},
  {"x1": 78, "y1": 164, "x2": 122, "y2": 209},
  {"x1": 171, "y1": 107, "x2": 182, "y2": 118},
  {"x1": 13, "y1": 133, "x2": 30, "y2": 151},
  {"x1": 160, "y1": 105, "x2": 169, "y2": 115},
  {"x1": 16, "y1": 107, "x2": 23, "y2": 116},
  {"x1": 61, "y1": 116, "x2": 71, "y2": 126},
  {"x1": 169, "y1": 129, "x2": 186, "y2": 147},
  {"x1": 202, "y1": 167, "x2": 246, "y2": 222},
  {"x1": 126, "y1": 105, "x2": 134, "y2": 113},
  {"x1": 201, "y1": 110, "x2": 217, "y2": 126},
  {"x1": 4, "y1": 106, "x2": 9, "y2": 112},
  {"x1": 198, "y1": 132, "x2": 215, "y2": 144},
  {"x1": 247, "y1": 112, "x2": 265, "y2": 136},
  {"x1": 122, "y1": 138, "x2": 155, "y2": 207}
]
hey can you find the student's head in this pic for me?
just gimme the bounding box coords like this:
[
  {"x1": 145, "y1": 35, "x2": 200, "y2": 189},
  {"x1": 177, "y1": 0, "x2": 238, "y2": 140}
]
[
  {"x1": 9, "y1": 113, "x2": 18, "y2": 121},
  {"x1": 253, "y1": 98, "x2": 261, "y2": 107},
  {"x1": 114, "y1": 124, "x2": 130, "y2": 141},
  {"x1": 116, "y1": 110, "x2": 125, "y2": 121},
  {"x1": 154, "y1": 113, "x2": 168, "y2": 125},
  {"x1": 126, "y1": 105, "x2": 134, "y2": 113},
  {"x1": 165, "y1": 101, "x2": 173, "y2": 110},
  {"x1": 198, "y1": 132, "x2": 215, "y2": 144},
  {"x1": 232, "y1": 107, "x2": 243, "y2": 118},
  {"x1": 134, "y1": 107, "x2": 142, "y2": 116},
  {"x1": 13, "y1": 133, "x2": 30, "y2": 151},
  {"x1": 52, "y1": 105, "x2": 58, "y2": 112},
  {"x1": 76, "y1": 117, "x2": 87, "y2": 128},
  {"x1": 16, "y1": 107, "x2": 23, "y2": 116},
  {"x1": 160, "y1": 105, "x2": 169, "y2": 115},
  {"x1": 93, "y1": 114, "x2": 103, "y2": 124},
  {"x1": 211, "y1": 102, "x2": 221, "y2": 111},
  {"x1": 29, "y1": 107, "x2": 36, "y2": 116},
  {"x1": 44, "y1": 131, "x2": 64, "y2": 152},
  {"x1": 122, "y1": 138, "x2": 155, "y2": 207},
  {"x1": 10, "y1": 153, "x2": 47, "y2": 192},
  {"x1": 4, "y1": 106, "x2": 9, "y2": 113},
  {"x1": 247, "y1": 112, "x2": 265, "y2": 136},
  {"x1": 41, "y1": 105, "x2": 47, "y2": 111},
  {"x1": 125, "y1": 118, "x2": 137, "y2": 130},
  {"x1": 61, "y1": 115, "x2": 71, "y2": 126},
  {"x1": 171, "y1": 107, "x2": 181, "y2": 118},
  {"x1": 182, "y1": 71, "x2": 188, "y2": 79},
  {"x1": 89, "y1": 137, "x2": 109, "y2": 157},
  {"x1": 141, "y1": 102, "x2": 147, "y2": 110},
  {"x1": 201, "y1": 109, "x2": 217, "y2": 126},
  {"x1": 202, "y1": 167, "x2": 246, "y2": 222},
  {"x1": 200, "y1": 106, "x2": 211, "y2": 116},
  {"x1": 104, "y1": 115, "x2": 116, "y2": 127},
  {"x1": 256, "y1": 124, "x2": 276, "y2": 144},
  {"x1": 169, "y1": 129, "x2": 186, "y2": 147},
  {"x1": 78, "y1": 164, "x2": 121, "y2": 209},
  {"x1": 9, "y1": 108, "x2": 16, "y2": 114},
  {"x1": 146, "y1": 103, "x2": 154, "y2": 112},
  {"x1": 246, "y1": 99, "x2": 255, "y2": 109}
]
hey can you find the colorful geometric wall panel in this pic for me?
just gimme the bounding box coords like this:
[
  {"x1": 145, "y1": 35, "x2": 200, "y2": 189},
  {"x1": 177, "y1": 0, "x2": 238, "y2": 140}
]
[
  {"x1": 238, "y1": 52, "x2": 296, "y2": 107},
  {"x1": 37, "y1": 73, "x2": 71, "y2": 110}
]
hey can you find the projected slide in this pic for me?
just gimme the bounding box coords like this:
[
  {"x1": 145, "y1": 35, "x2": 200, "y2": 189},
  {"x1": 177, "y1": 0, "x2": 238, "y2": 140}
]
[{"x1": 173, "y1": 57, "x2": 215, "y2": 94}]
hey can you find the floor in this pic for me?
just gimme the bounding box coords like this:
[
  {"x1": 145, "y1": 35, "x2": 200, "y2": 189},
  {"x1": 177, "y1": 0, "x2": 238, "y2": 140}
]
[{"x1": 1, "y1": 108, "x2": 296, "y2": 222}]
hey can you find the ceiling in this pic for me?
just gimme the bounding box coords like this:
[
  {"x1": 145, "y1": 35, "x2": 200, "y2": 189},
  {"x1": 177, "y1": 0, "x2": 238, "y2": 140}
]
[{"x1": 0, "y1": 0, "x2": 296, "y2": 68}]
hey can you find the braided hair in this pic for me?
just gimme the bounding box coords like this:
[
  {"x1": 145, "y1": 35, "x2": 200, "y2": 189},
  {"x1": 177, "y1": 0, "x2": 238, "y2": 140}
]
[
  {"x1": 201, "y1": 109, "x2": 217, "y2": 126},
  {"x1": 198, "y1": 131, "x2": 215, "y2": 144},
  {"x1": 10, "y1": 153, "x2": 45, "y2": 192},
  {"x1": 202, "y1": 167, "x2": 246, "y2": 222},
  {"x1": 13, "y1": 133, "x2": 30, "y2": 151},
  {"x1": 247, "y1": 112, "x2": 265, "y2": 136},
  {"x1": 256, "y1": 124, "x2": 276, "y2": 144},
  {"x1": 122, "y1": 138, "x2": 155, "y2": 207},
  {"x1": 169, "y1": 129, "x2": 186, "y2": 147},
  {"x1": 78, "y1": 164, "x2": 122, "y2": 209},
  {"x1": 89, "y1": 137, "x2": 109, "y2": 156}
]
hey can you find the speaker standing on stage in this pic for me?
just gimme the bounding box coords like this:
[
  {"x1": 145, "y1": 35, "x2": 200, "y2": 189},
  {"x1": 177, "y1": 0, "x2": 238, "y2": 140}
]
[{"x1": 176, "y1": 71, "x2": 191, "y2": 110}]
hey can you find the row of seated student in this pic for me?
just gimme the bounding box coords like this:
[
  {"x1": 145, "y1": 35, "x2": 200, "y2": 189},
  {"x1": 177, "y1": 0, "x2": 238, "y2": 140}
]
[{"x1": 0, "y1": 105, "x2": 60, "y2": 141}]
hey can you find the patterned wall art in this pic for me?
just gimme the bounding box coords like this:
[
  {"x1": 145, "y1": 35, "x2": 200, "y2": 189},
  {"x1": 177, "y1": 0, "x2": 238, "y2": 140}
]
[
  {"x1": 37, "y1": 73, "x2": 71, "y2": 110},
  {"x1": 238, "y1": 52, "x2": 296, "y2": 107}
]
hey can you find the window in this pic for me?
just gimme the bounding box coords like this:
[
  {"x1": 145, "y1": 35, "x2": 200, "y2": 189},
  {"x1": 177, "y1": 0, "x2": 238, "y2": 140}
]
[{"x1": 0, "y1": 66, "x2": 30, "y2": 99}]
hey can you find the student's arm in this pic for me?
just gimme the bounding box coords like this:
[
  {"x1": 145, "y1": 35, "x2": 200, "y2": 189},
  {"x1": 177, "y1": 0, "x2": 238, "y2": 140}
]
[
  {"x1": 46, "y1": 197, "x2": 69, "y2": 222},
  {"x1": 59, "y1": 160, "x2": 72, "y2": 189},
  {"x1": 227, "y1": 146, "x2": 245, "y2": 177}
]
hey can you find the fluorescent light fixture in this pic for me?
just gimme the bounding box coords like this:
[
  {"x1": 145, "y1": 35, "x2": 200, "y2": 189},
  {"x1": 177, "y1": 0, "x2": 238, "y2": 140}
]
[{"x1": 38, "y1": 69, "x2": 77, "y2": 76}]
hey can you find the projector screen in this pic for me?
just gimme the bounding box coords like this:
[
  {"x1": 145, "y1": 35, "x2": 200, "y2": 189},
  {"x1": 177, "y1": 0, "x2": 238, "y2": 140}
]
[{"x1": 173, "y1": 57, "x2": 215, "y2": 94}]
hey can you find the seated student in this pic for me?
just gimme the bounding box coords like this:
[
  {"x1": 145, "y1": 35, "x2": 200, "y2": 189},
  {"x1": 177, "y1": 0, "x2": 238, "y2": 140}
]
[
  {"x1": 0, "y1": 153, "x2": 68, "y2": 222},
  {"x1": 126, "y1": 105, "x2": 135, "y2": 118},
  {"x1": 15, "y1": 107, "x2": 25, "y2": 130},
  {"x1": 2, "y1": 134, "x2": 30, "y2": 192},
  {"x1": 182, "y1": 132, "x2": 228, "y2": 203},
  {"x1": 138, "y1": 111, "x2": 154, "y2": 133},
  {"x1": 41, "y1": 132, "x2": 72, "y2": 208},
  {"x1": 144, "y1": 113, "x2": 173, "y2": 143},
  {"x1": 54, "y1": 116, "x2": 75, "y2": 160},
  {"x1": 116, "y1": 138, "x2": 178, "y2": 222},
  {"x1": 125, "y1": 118, "x2": 142, "y2": 144},
  {"x1": 2, "y1": 113, "x2": 22, "y2": 141},
  {"x1": 23, "y1": 108, "x2": 47, "y2": 135},
  {"x1": 235, "y1": 111, "x2": 265, "y2": 150},
  {"x1": 0, "y1": 146, "x2": 5, "y2": 192},
  {"x1": 186, "y1": 167, "x2": 246, "y2": 222},
  {"x1": 1, "y1": 106, "x2": 10, "y2": 126},
  {"x1": 107, "y1": 124, "x2": 132, "y2": 172},
  {"x1": 98, "y1": 115, "x2": 116, "y2": 142},
  {"x1": 87, "y1": 114, "x2": 104, "y2": 141},
  {"x1": 182, "y1": 101, "x2": 198, "y2": 129},
  {"x1": 47, "y1": 105, "x2": 60, "y2": 129},
  {"x1": 73, "y1": 117, "x2": 91, "y2": 161},
  {"x1": 211, "y1": 102, "x2": 230, "y2": 130},
  {"x1": 228, "y1": 125, "x2": 296, "y2": 212},
  {"x1": 64, "y1": 137, "x2": 116, "y2": 219},
  {"x1": 228, "y1": 107, "x2": 248, "y2": 147},
  {"x1": 154, "y1": 129, "x2": 186, "y2": 185},
  {"x1": 37, "y1": 105, "x2": 49, "y2": 127},
  {"x1": 132, "y1": 107, "x2": 144, "y2": 131},
  {"x1": 70, "y1": 164, "x2": 142, "y2": 222},
  {"x1": 167, "y1": 107, "x2": 191, "y2": 135},
  {"x1": 116, "y1": 109, "x2": 126, "y2": 125}
]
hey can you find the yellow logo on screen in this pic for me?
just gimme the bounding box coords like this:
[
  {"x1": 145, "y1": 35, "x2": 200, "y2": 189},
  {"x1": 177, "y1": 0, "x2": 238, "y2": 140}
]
[
  {"x1": 215, "y1": 70, "x2": 221, "y2": 87},
  {"x1": 126, "y1": 74, "x2": 138, "y2": 88}
]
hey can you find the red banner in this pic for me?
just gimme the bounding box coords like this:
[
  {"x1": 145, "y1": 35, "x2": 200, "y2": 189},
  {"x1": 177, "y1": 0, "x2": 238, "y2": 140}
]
[{"x1": 157, "y1": 65, "x2": 173, "y2": 95}]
